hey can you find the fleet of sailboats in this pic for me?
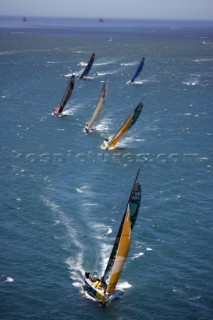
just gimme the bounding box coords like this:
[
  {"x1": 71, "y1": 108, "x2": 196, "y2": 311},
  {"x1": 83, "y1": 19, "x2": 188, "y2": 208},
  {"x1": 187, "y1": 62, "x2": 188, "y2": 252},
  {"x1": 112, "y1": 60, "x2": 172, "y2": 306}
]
[
  {"x1": 51, "y1": 55, "x2": 145, "y2": 306},
  {"x1": 84, "y1": 169, "x2": 141, "y2": 306}
]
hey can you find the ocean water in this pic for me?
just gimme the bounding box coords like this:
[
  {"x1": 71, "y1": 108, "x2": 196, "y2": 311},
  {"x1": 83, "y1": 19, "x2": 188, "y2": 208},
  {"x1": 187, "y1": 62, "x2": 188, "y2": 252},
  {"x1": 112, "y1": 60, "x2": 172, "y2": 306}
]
[{"x1": 0, "y1": 16, "x2": 212, "y2": 320}]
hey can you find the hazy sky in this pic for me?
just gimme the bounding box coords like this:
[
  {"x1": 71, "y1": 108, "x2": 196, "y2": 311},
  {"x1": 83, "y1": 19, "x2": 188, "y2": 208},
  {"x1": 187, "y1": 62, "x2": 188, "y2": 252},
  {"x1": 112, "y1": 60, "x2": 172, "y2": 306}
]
[{"x1": 1, "y1": 0, "x2": 213, "y2": 20}]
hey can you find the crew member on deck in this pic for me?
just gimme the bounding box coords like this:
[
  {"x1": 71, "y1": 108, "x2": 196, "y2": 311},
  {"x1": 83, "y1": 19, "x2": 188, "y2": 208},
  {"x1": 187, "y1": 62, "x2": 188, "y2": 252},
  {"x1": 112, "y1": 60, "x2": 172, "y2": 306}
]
[
  {"x1": 100, "y1": 277, "x2": 107, "y2": 292},
  {"x1": 103, "y1": 138, "x2": 109, "y2": 150}
]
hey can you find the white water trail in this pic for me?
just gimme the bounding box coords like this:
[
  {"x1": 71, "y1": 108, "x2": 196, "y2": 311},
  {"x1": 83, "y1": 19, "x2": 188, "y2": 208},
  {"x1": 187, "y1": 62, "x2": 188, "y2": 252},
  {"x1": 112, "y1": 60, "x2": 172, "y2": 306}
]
[{"x1": 41, "y1": 196, "x2": 85, "y2": 286}]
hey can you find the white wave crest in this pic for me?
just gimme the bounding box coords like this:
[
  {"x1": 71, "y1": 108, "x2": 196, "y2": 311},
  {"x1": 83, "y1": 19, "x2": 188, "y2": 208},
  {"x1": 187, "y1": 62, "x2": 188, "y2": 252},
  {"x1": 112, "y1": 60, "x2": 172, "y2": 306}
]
[
  {"x1": 117, "y1": 281, "x2": 132, "y2": 289},
  {"x1": 82, "y1": 203, "x2": 98, "y2": 206},
  {"x1": 106, "y1": 228, "x2": 112, "y2": 235},
  {"x1": 95, "y1": 71, "x2": 116, "y2": 76},
  {"x1": 47, "y1": 61, "x2": 58, "y2": 64},
  {"x1": 120, "y1": 61, "x2": 137, "y2": 66},
  {"x1": 182, "y1": 80, "x2": 199, "y2": 86},
  {"x1": 131, "y1": 252, "x2": 144, "y2": 260},
  {"x1": 72, "y1": 282, "x2": 82, "y2": 288},
  {"x1": 78, "y1": 61, "x2": 87, "y2": 66},
  {"x1": 76, "y1": 186, "x2": 88, "y2": 193},
  {"x1": 95, "y1": 60, "x2": 115, "y2": 66}
]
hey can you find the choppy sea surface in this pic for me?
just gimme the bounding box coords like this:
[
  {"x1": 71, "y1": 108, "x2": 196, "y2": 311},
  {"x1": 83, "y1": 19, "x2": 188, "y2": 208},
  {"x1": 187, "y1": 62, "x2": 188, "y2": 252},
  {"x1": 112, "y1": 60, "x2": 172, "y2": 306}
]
[{"x1": 0, "y1": 16, "x2": 213, "y2": 320}]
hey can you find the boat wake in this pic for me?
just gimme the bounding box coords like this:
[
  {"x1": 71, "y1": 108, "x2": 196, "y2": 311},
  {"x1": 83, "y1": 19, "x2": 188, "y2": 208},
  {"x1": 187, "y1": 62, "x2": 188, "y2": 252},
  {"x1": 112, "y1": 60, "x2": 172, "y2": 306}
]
[
  {"x1": 127, "y1": 78, "x2": 151, "y2": 85},
  {"x1": 192, "y1": 58, "x2": 213, "y2": 62},
  {"x1": 120, "y1": 61, "x2": 138, "y2": 66},
  {"x1": 114, "y1": 135, "x2": 137, "y2": 148},
  {"x1": 66, "y1": 255, "x2": 85, "y2": 289},
  {"x1": 78, "y1": 61, "x2": 87, "y2": 67},
  {"x1": 64, "y1": 72, "x2": 75, "y2": 77},
  {"x1": 127, "y1": 80, "x2": 144, "y2": 85},
  {"x1": 62, "y1": 104, "x2": 82, "y2": 115},
  {"x1": 65, "y1": 72, "x2": 81, "y2": 77},
  {"x1": 95, "y1": 118, "x2": 113, "y2": 133},
  {"x1": 95, "y1": 60, "x2": 115, "y2": 66},
  {"x1": 95, "y1": 71, "x2": 116, "y2": 76},
  {"x1": 41, "y1": 196, "x2": 85, "y2": 288},
  {"x1": 83, "y1": 76, "x2": 95, "y2": 80}
]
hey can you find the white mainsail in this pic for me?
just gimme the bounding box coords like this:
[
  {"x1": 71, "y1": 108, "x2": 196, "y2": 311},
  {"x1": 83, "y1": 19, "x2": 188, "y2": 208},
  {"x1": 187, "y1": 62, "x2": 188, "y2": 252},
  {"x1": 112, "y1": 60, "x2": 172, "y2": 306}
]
[{"x1": 86, "y1": 80, "x2": 108, "y2": 131}]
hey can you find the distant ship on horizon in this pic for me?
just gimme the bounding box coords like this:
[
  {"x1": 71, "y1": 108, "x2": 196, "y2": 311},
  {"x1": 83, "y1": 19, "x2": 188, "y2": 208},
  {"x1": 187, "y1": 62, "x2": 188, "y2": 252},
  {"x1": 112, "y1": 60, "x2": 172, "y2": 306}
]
[
  {"x1": 22, "y1": 16, "x2": 27, "y2": 22},
  {"x1": 99, "y1": 17, "x2": 104, "y2": 23}
]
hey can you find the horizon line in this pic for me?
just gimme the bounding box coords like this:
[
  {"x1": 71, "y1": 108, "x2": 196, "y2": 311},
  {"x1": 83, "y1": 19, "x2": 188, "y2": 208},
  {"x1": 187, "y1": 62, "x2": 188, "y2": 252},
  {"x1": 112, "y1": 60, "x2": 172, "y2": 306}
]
[{"x1": 1, "y1": 14, "x2": 213, "y2": 23}]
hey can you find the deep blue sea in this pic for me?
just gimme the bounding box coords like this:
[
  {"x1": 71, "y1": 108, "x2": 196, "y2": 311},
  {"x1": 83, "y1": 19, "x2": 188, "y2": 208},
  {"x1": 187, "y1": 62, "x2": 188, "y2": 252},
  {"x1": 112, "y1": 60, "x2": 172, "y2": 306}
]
[{"x1": 0, "y1": 16, "x2": 213, "y2": 320}]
